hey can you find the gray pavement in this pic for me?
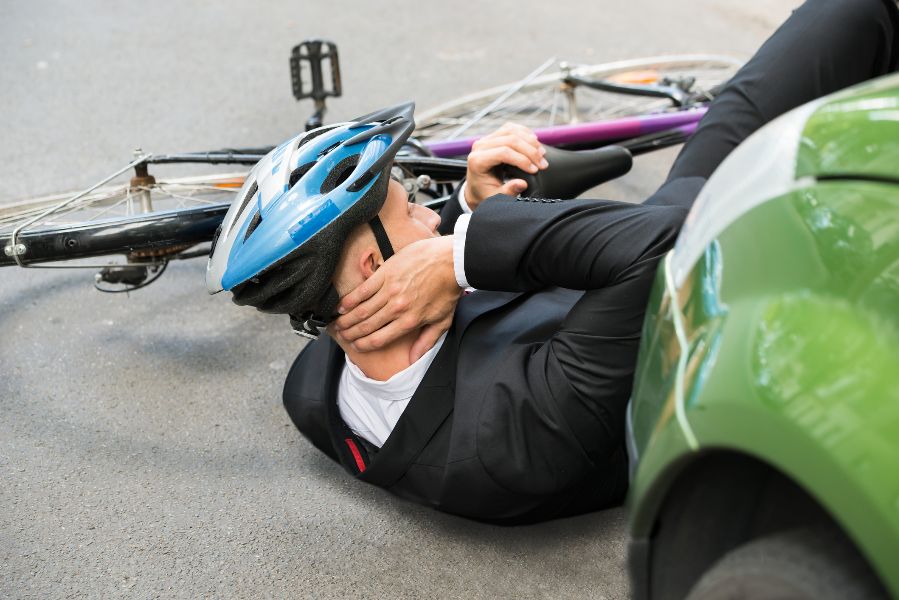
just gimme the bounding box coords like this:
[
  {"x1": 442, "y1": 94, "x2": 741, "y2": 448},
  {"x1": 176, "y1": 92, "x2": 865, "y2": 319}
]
[{"x1": 2, "y1": 2, "x2": 796, "y2": 598}]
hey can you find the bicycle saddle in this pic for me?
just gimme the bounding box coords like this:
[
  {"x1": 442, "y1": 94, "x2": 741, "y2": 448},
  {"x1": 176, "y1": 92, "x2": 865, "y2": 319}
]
[{"x1": 497, "y1": 144, "x2": 633, "y2": 199}]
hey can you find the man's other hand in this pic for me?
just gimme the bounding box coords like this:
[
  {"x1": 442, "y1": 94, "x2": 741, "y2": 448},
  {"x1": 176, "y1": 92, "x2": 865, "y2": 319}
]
[
  {"x1": 333, "y1": 236, "x2": 462, "y2": 362},
  {"x1": 465, "y1": 123, "x2": 548, "y2": 210}
]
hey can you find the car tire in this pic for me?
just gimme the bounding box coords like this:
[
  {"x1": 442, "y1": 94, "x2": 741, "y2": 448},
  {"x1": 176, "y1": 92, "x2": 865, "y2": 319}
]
[{"x1": 685, "y1": 526, "x2": 888, "y2": 600}]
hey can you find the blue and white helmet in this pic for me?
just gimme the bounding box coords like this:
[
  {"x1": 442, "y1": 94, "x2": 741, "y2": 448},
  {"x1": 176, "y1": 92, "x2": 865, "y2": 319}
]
[{"x1": 206, "y1": 102, "x2": 415, "y2": 336}]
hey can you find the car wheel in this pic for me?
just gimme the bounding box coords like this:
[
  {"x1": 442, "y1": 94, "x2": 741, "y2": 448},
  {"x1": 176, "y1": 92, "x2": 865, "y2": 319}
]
[{"x1": 685, "y1": 526, "x2": 888, "y2": 600}]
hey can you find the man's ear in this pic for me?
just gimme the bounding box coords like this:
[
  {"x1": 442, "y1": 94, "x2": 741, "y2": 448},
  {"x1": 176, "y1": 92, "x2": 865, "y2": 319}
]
[{"x1": 358, "y1": 247, "x2": 381, "y2": 279}]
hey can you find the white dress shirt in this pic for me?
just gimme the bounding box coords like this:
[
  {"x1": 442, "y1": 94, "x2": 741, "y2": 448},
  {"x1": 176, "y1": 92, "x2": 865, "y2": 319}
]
[{"x1": 338, "y1": 333, "x2": 447, "y2": 447}]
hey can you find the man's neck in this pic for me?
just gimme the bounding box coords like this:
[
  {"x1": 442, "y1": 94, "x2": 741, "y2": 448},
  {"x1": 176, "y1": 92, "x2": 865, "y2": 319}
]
[{"x1": 333, "y1": 330, "x2": 420, "y2": 381}]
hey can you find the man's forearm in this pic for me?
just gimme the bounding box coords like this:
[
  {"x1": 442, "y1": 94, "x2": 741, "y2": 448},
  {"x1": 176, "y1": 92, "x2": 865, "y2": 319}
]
[{"x1": 462, "y1": 195, "x2": 686, "y2": 293}]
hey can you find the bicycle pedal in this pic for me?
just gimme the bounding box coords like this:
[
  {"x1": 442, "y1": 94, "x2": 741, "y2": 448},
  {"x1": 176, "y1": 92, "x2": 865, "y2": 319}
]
[
  {"x1": 290, "y1": 39, "x2": 342, "y2": 102},
  {"x1": 95, "y1": 264, "x2": 149, "y2": 286}
]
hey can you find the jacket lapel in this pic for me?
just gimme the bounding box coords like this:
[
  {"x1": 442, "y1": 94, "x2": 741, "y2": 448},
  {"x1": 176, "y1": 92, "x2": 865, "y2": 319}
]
[
  {"x1": 358, "y1": 325, "x2": 457, "y2": 487},
  {"x1": 320, "y1": 290, "x2": 521, "y2": 486}
]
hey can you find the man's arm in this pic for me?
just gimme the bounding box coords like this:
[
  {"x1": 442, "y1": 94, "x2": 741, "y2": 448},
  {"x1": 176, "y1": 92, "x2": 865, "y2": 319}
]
[
  {"x1": 468, "y1": 195, "x2": 686, "y2": 484},
  {"x1": 464, "y1": 195, "x2": 685, "y2": 292}
]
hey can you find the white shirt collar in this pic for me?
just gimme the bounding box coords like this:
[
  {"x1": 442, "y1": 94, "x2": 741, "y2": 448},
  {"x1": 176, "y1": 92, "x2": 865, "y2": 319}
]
[{"x1": 342, "y1": 332, "x2": 447, "y2": 402}]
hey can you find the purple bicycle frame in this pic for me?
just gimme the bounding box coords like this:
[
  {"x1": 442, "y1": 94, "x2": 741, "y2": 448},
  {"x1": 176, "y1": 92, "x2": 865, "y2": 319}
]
[{"x1": 423, "y1": 107, "x2": 707, "y2": 158}]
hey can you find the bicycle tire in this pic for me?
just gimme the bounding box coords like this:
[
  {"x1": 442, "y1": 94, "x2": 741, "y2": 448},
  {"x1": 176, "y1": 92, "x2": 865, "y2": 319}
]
[{"x1": 415, "y1": 54, "x2": 743, "y2": 145}]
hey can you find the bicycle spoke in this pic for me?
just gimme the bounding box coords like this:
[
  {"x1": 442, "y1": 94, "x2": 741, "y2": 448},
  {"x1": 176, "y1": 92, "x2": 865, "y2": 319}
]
[{"x1": 84, "y1": 191, "x2": 134, "y2": 222}]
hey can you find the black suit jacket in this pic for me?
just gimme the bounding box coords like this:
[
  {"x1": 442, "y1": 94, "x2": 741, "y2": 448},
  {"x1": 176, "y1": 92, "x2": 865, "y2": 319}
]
[{"x1": 283, "y1": 188, "x2": 686, "y2": 524}]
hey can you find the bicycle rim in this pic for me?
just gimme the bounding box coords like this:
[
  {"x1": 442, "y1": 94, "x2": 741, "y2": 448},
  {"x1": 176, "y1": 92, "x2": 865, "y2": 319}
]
[{"x1": 415, "y1": 55, "x2": 743, "y2": 143}]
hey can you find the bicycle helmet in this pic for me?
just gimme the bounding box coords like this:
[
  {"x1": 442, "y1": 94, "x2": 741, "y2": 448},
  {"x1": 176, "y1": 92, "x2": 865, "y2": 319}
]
[{"x1": 206, "y1": 102, "x2": 415, "y2": 337}]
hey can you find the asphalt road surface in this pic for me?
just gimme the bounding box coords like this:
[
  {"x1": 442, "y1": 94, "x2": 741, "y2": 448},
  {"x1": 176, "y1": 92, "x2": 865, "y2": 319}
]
[{"x1": 2, "y1": 2, "x2": 798, "y2": 598}]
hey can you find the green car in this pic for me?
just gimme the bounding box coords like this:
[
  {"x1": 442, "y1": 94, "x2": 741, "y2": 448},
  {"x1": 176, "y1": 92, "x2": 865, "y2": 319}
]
[{"x1": 626, "y1": 74, "x2": 899, "y2": 600}]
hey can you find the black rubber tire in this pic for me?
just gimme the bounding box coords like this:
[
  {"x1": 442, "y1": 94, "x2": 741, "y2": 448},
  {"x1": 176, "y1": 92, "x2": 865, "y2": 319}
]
[{"x1": 685, "y1": 527, "x2": 888, "y2": 600}]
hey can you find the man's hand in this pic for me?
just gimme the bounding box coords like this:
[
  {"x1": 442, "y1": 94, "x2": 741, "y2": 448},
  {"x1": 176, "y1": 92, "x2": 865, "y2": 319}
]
[
  {"x1": 333, "y1": 236, "x2": 461, "y2": 362},
  {"x1": 465, "y1": 123, "x2": 548, "y2": 210}
]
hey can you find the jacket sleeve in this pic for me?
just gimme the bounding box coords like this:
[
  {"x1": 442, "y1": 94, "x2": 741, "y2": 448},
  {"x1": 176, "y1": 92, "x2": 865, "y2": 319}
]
[
  {"x1": 464, "y1": 194, "x2": 686, "y2": 292},
  {"x1": 466, "y1": 195, "x2": 687, "y2": 490},
  {"x1": 437, "y1": 182, "x2": 467, "y2": 235}
]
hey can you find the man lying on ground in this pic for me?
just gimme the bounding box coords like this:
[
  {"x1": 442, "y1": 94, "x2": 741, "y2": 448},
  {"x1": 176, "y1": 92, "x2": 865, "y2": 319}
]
[{"x1": 208, "y1": 0, "x2": 899, "y2": 523}]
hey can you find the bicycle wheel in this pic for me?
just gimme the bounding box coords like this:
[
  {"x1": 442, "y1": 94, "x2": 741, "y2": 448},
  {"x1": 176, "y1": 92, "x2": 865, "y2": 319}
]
[
  {"x1": 0, "y1": 162, "x2": 251, "y2": 267},
  {"x1": 415, "y1": 55, "x2": 743, "y2": 144},
  {"x1": 0, "y1": 149, "x2": 280, "y2": 268},
  {"x1": 0, "y1": 153, "x2": 465, "y2": 268}
]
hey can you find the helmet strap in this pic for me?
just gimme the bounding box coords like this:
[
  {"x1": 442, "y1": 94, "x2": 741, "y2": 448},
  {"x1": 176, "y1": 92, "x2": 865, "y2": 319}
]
[
  {"x1": 291, "y1": 285, "x2": 340, "y2": 340},
  {"x1": 368, "y1": 216, "x2": 395, "y2": 261},
  {"x1": 291, "y1": 312, "x2": 329, "y2": 340}
]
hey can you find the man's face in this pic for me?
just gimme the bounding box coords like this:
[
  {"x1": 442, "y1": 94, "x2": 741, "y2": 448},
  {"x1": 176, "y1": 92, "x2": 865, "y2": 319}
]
[{"x1": 378, "y1": 179, "x2": 441, "y2": 252}]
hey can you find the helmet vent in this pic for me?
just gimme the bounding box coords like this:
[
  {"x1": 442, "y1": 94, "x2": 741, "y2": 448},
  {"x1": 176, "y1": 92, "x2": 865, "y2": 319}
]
[
  {"x1": 320, "y1": 155, "x2": 360, "y2": 194},
  {"x1": 244, "y1": 211, "x2": 263, "y2": 241},
  {"x1": 288, "y1": 162, "x2": 316, "y2": 189},
  {"x1": 235, "y1": 181, "x2": 258, "y2": 220},
  {"x1": 297, "y1": 125, "x2": 339, "y2": 150},
  {"x1": 209, "y1": 224, "x2": 223, "y2": 255},
  {"x1": 318, "y1": 141, "x2": 342, "y2": 158}
]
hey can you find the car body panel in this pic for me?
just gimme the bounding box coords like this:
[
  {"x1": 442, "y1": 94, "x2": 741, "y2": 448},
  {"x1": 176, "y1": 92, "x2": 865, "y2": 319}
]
[
  {"x1": 797, "y1": 75, "x2": 899, "y2": 182},
  {"x1": 627, "y1": 179, "x2": 899, "y2": 595}
]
